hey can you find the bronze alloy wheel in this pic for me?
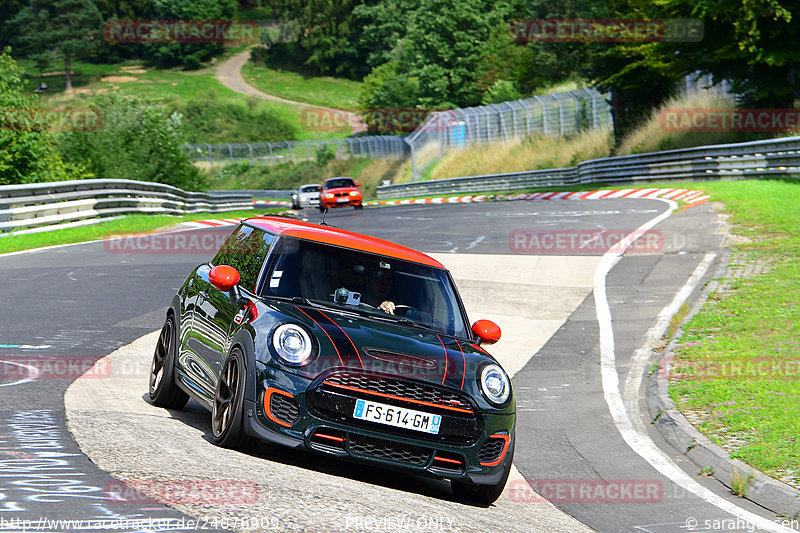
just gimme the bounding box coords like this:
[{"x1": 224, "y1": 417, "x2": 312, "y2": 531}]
[
  {"x1": 213, "y1": 355, "x2": 239, "y2": 436},
  {"x1": 211, "y1": 349, "x2": 249, "y2": 449},
  {"x1": 148, "y1": 316, "x2": 189, "y2": 409},
  {"x1": 149, "y1": 319, "x2": 171, "y2": 393}
]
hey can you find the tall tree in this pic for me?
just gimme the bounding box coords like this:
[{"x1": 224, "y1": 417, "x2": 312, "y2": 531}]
[
  {"x1": 145, "y1": 0, "x2": 238, "y2": 69},
  {"x1": 11, "y1": 0, "x2": 103, "y2": 91},
  {"x1": 665, "y1": 0, "x2": 796, "y2": 107},
  {"x1": 0, "y1": 48, "x2": 69, "y2": 184},
  {"x1": 403, "y1": 0, "x2": 513, "y2": 108}
]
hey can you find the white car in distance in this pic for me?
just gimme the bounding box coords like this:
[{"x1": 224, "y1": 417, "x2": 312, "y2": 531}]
[{"x1": 291, "y1": 184, "x2": 322, "y2": 209}]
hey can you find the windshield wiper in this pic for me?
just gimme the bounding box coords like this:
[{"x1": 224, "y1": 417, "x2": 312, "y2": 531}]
[
  {"x1": 383, "y1": 315, "x2": 440, "y2": 334},
  {"x1": 263, "y1": 295, "x2": 316, "y2": 306}
]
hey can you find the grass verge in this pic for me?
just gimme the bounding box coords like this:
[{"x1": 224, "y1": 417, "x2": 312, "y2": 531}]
[
  {"x1": 0, "y1": 208, "x2": 281, "y2": 255},
  {"x1": 664, "y1": 179, "x2": 800, "y2": 486},
  {"x1": 241, "y1": 62, "x2": 362, "y2": 111}
]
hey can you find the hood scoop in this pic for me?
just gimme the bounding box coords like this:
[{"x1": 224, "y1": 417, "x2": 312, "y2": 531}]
[{"x1": 363, "y1": 348, "x2": 439, "y2": 370}]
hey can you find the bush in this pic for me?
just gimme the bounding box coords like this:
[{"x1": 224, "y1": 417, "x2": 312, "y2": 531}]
[
  {"x1": 0, "y1": 47, "x2": 71, "y2": 185},
  {"x1": 481, "y1": 80, "x2": 521, "y2": 105},
  {"x1": 57, "y1": 93, "x2": 204, "y2": 190},
  {"x1": 144, "y1": 0, "x2": 237, "y2": 68},
  {"x1": 170, "y1": 90, "x2": 297, "y2": 143}
]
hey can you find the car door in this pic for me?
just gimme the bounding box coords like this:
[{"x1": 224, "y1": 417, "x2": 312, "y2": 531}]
[{"x1": 189, "y1": 226, "x2": 274, "y2": 395}]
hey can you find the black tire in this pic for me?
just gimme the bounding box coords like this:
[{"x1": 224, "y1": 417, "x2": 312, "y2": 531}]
[
  {"x1": 319, "y1": 205, "x2": 327, "y2": 213},
  {"x1": 354, "y1": 203, "x2": 363, "y2": 210},
  {"x1": 452, "y1": 441, "x2": 514, "y2": 505},
  {"x1": 149, "y1": 315, "x2": 190, "y2": 409},
  {"x1": 211, "y1": 348, "x2": 249, "y2": 449},
  {"x1": 292, "y1": 201, "x2": 300, "y2": 210}
]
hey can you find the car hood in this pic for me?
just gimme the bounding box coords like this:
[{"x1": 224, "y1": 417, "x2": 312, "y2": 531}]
[
  {"x1": 256, "y1": 301, "x2": 497, "y2": 390},
  {"x1": 324, "y1": 186, "x2": 360, "y2": 194}
]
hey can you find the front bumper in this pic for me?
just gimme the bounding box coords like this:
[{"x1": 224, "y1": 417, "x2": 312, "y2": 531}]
[
  {"x1": 321, "y1": 197, "x2": 361, "y2": 208},
  {"x1": 246, "y1": 367, "x2": 514, "y2": 483}
]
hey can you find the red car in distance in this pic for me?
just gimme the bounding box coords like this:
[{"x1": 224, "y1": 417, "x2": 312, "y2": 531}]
[{"x1": 320, "y1": 177, "x2": 363, "y2": 211}]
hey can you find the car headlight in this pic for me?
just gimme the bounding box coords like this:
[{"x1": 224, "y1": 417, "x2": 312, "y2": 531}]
[
  {"x1": 324, "y1": 193, "x2": 335, "y2": 199},
  {"x1": 479, "y1": 364, "x2": 510, "y2": 405},
  {"x1": 272, "y1": 324, "x2": 313, "y2": 366},
  {"x1": 349, "y1": 190, "x2": 360, "y2": 196}
]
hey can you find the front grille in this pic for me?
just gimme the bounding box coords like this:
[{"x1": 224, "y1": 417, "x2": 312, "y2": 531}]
[
  {"x1": 348, "y1": 434, "x2": 431, "y2": 466},
  {"x1": 478, "y1": 437, "x2": 505, "y2": 464},
  {"x1": 309, "y1": 372, "x2": 482, "y2": 445},
  {"x1": 323, "y1": 372, "x2": 473, "y2": 412},
  {"x1": 270, "y1": 393, "x2": 300, "y2": 426}
]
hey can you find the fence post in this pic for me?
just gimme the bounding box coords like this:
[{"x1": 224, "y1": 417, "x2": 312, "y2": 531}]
[
  {"x1": 534, "y1": 96, "x2": 548, "y2": 135},
  {"x1": 405, "y1": 137, "x2": 418, "y2": 182},
  {"x1": 568, "y1": 91, "x2": 581, "y2": 132},
  {"x1": 519, "y1": 99, "x2": 531, "y2": 134},
  {"x1": 205, "y1": 143, "x2": 213, "y2": 163},
  {"x1": 584, "y1": 88, "x2": 598, "y2": 129},
  {"x1": 481, "y1": 106, "x2": 492, "y2": 142},
  {"x1": 552, "y1": 93, "x2": 565, "y2": 136},
  {"x1": 267, "y1": 142, "x2": 273, "y2": 165},
  {"x1": 246, "y1": 143, "x2": 254, "y2": 166},
  {"x1": 505, "y1": 102, "x2": 518, "y2": 138},
  {"x1": 286, "y1": 141, "x2": 293, "y2": 163}
]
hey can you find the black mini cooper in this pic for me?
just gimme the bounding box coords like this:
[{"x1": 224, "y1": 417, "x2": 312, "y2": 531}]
[{"x1": 149, "y1": 216, "x2": 515, "y2": 504}]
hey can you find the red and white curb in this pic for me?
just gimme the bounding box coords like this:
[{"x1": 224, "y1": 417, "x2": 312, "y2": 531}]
[
  {"x1": 253, "y1": 200, "x2": 292, "y2": 207},
  {"x1": 184, "y1": 188, "x2": 709, "y2": 228},
  {"x1": 181, "y1": 218, "x2": 249, "y2": 229},
  {"x1": 366, "y1": 188, "x2": 710, "y2": 208}
]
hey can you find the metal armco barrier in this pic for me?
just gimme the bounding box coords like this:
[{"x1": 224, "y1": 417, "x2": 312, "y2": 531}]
[
  {"x1": 0, "y1": 179, "x2": 252, "y2": 234},
  {"x1": 376, "y1": 135, "x2": 800, "y2": 199}
]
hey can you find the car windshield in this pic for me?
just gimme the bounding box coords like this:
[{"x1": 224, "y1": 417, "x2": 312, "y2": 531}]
[
  {"x1": 301, "y1": 185, "x2": 321, "y2": 193},
  {"x1": 262, "y1": 237, "x2": 468, "y2": 338},
  {"x1": 325, "y1": 178, "x2": 355, "y2": 189}
]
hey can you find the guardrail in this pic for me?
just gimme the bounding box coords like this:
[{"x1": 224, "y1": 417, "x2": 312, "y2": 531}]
[
  {"x1": 208, "y1": 189, "x2": 291, "y2": 198},
  {"x1": 186, "y1": 136, "x2": 409, "y2": 166},
  {"x1": 0, "y1": 179, "x2": 253, "y2": 234},
  {"x1": 377, "y1": 135, "x2": 800, "y2": 198}
]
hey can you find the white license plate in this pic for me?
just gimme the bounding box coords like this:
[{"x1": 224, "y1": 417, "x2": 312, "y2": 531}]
[
  {"x1": 336, "y1": 197, "x2": 349, "y2": 203},
  {"x1": 353, "y1": 399, "x2": 442, "y2": 434}
]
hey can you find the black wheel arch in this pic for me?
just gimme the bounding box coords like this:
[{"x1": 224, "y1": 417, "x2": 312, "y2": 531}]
[{"x1": 229, "y1": 328, "x2": 258, "y2": 404}]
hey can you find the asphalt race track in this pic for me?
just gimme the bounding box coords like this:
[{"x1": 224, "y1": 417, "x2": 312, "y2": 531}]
[{"x1": 0, "y1": 199, "x2": 790, "y2": 532}]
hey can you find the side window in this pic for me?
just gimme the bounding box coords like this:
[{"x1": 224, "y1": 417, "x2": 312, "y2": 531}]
[
  {"x1": 212, "y1": 225, "x2": 275, "y2": 291},
  {"x1": 237, "y1": 229, "x2": 274, "y2": 291},
  {"x1": 212, "y1": 225, "x2": 253, "y2": 268}
]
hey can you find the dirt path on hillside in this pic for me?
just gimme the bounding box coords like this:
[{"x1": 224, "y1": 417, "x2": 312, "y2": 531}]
[{"x1": 215, "y1": 47, "x2": 364, "y2": 133}]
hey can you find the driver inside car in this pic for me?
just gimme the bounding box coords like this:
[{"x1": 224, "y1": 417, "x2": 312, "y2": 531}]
[{"x1": 365, "y1": 268, "x2": 398, "y2": 314}]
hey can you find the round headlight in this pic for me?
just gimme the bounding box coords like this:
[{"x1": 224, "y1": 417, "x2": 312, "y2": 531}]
[
  {"x1": 349, "y1": 190, "x2": 360, "y2": 196},
  {"x1": 272, "y1": 324, "x2": 313, "y2": 366},
  {"x1": 479, "y1": 364, "x2": 510, "y2": 405}
]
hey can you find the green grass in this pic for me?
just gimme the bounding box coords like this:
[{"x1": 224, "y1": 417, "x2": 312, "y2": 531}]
[
  {"x1": 0, "y1": 208, "x2": 282, "y2": 255},
  {"x1": 18, "y1": 55, "x2": 347, "y2": 140},
  {"x1": 241, "y1": 62, "x2": 363, "y2": 110},
  {"x1": 665, "y1": 179, "x2": 800, "y2": 483}
]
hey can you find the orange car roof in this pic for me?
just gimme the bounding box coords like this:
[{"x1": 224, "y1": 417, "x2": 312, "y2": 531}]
[{"x1": 244, "y1": 216, "x2": 445, "y2": 269}]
